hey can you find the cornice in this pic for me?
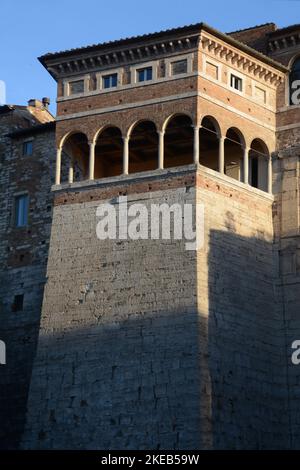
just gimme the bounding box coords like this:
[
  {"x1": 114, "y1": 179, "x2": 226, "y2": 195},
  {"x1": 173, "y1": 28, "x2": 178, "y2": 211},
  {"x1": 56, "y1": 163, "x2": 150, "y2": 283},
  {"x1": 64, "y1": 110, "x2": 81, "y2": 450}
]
[
  {"x1": 268, "y1": 25, "x2": 300, "y2": 56},
  {"x1": 39, "y1": 22, "x2": 288, "y2": 82},
  {"x1": 200, "y1": 32, "x2": 285, "y2": 86},
  {"x1": 44, "y1": 35, "x2": 199, "y2": 80}
]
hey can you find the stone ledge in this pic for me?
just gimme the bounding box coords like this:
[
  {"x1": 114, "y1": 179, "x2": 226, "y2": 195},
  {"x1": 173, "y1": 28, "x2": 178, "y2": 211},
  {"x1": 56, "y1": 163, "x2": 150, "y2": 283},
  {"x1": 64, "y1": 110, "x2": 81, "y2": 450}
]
[{"x1": 53, "y1": 163, "x2": 273, "y2": 206}]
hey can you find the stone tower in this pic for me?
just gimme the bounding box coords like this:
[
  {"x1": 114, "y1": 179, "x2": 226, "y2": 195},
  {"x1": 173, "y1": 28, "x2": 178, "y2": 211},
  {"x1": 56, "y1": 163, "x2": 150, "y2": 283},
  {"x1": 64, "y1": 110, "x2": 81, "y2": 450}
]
[{"x1": 18, "y1": 22, "x2": 300, "y2": 449}]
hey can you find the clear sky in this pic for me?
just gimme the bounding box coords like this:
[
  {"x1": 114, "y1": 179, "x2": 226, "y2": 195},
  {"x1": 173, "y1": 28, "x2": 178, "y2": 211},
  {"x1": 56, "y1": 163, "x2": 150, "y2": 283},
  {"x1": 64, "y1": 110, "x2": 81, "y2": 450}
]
[{"x1": 1, "y1": 0, "x2": 299, "y2": 115}]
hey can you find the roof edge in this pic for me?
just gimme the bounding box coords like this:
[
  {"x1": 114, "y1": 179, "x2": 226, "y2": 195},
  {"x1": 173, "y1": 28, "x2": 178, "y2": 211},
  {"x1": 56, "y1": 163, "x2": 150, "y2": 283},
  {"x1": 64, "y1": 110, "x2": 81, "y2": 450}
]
[
  {"x1": 227, "y1": 22, "x2": 277, "y2": 36},
  {"x1": 38, "y1": 21, "x2": 289, "y2": 77},
  {"x1": 7, "y1": 121, "x2": 56, "y2": 138}
]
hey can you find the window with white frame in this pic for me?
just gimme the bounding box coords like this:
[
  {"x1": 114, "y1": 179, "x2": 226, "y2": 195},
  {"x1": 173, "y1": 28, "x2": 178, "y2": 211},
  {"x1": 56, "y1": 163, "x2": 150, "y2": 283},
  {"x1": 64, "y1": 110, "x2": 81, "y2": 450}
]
[
  {"x1": 102, "y1": 73, "x2": 118, "y2": 89},
  {"x1": 15, "y1": 194, "x2": 29, "y2": 227},
  {"x1": 230, "y1": 74, "x2": 243, "y2": 92},
  {"x1": 137, "y1": 66, "x2": 153, "y2": 82}
]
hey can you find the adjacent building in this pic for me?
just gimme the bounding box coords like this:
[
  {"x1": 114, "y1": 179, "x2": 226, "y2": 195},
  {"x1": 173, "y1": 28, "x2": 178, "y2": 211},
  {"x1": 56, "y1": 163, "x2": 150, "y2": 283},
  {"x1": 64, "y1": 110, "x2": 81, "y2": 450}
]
[{"x1": 0, "y1": 100, "x2": 55, "y2": 448}]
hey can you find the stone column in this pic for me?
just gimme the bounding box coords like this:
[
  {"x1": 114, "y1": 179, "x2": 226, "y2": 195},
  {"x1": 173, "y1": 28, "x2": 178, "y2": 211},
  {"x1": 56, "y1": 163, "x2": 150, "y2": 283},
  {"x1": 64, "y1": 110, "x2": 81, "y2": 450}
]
[
  {"x1": 193, "y1": 126, "x2": 200, "y2": 165},
  {"x1": 55, "y1": 148, "x2": 62, "y2": 185},
  {"x1": 89, "y1": 142, "x2": 95, "y2": 180},
  {"x1": 243, "y1": 147, "x2": 249, "y2": 184},
  {"x1": 123, "y1": 136, "x2": 129, "y2": 175},
  {"x1": 158, "y1": 131, "x2": 164, "y2": 169},
  {"x1": 268, "y1": 155, "x2": 273, "y2": 194},
  {"x1": 218, "y1": 136, "x2": 225, "y2": 174},
  {"x1": 68, "y1": 159, "x2": 74, "y2": 184}
]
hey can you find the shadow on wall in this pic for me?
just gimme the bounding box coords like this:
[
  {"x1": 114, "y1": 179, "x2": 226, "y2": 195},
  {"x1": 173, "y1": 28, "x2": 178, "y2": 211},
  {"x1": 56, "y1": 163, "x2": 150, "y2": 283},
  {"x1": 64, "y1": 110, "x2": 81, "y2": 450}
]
[
  {"x1": 22, "y1": 308, "x2": 209, "y2": 450},
  {"x1": 18, "y1": 213, "x2": 289, "y2": 450},
  {"x1": 0, "y1": 271, "x2": 44, "y2": 450},
  {"x1": 208, "y1": 213, "x2": 288, "y2": 449}
]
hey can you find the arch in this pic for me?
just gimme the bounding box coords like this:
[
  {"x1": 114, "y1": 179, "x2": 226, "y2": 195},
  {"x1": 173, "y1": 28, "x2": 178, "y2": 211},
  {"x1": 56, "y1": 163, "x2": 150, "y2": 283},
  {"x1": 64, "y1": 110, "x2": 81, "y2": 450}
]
[
  {"x1": 200, "y1": 115, "x2": 221, "y2": 138},
  {"x1": 60, "y1": 131, "x2": 89, "y2": 183},
  {"x1": 128, "y1": 120, "x2": 158, "y2": 174},
  {"x1": 249, "y1": 138, "x2": 269, "y2": 191},
  {"x1": 93, "y1": 124, "x2": 118, "y2": 146},
  {"x1": 127, "y1": 119, "x2": 157, "y2": 140},
  {"x1": 94, "y1": 126, "x2": 123, "y2": 178},
  {"x1": 162, "y1": 112, "x2": 194, "y2": 133},
  {"x1": 164, "y1": 113, "x2": 194, "y2": 169},
  {"x1": 224, "y1": 127, "x2": 245, "y2": 182},
  {"x1": 225, "y1": 127, "x2": 246, "y2": 148},
  {"x1": 58, "y1": 130, "x2": 88, "y2": 150},
  {"x1": 289, "y1": 55, "x2": 300, "y2": 105},
  {"x1": 199, "y1": 116, "x2": 221, "y2": 171}
]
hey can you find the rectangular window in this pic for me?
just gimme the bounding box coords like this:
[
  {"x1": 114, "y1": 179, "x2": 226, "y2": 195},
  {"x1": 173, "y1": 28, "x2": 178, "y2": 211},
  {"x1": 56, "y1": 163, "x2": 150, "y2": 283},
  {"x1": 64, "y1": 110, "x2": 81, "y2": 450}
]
[
  {"x1": 69, "y1": 80, "x2": 84, "y2": 95},
  {"x1": 102, "y1": 73, "x2": 118, "y2": 89},
  {"x1": 171, "y1": 59, "x2": 188, "y2": 76},
  {"x1": 137, "y1": 67, "x2": 153, "y2": 82},
  {"x1": 15, "y1": 194, "x2": 29, "y2": 227},
  {"x1": 12, "y1": 294, "x2": 24, "y2": 312},
  {"x1": 22, "y1": 141, "x2": 33, "y2": 156},
  {"x1": 230, "y1": 74, "x2": 243, "y2": 92}
]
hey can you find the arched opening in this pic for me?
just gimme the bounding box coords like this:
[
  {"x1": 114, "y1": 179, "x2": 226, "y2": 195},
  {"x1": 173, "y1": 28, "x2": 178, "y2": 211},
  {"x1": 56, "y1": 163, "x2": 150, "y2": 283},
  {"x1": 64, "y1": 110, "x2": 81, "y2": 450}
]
[
  {"x1": 224, "y1": 128, "x2": 244, "y2": 182},
  {"x1": 94, "y1": 126, "x2": 123, "y2": 179},
  {"x1": 289, "y1": 56, "x2": 300, "y2": 105},
  {"x1": 61, "y1": 132, "x2": 89, "y2": 183},
  {"x1": 164, "y1": 114, "x2": 193, "y2": 168},
  {"x1": 128, "y1": 121, "x2": 158, "y2": 174},
  {"x1": 199, "y1": 116, "x2": 220, "y2": 171},
  {"x1": 129, "y1": 121, "x2": 158, "y2": 173},
  {"x1": 249, "y1": 139, "x2": 269, "y2": 192}
]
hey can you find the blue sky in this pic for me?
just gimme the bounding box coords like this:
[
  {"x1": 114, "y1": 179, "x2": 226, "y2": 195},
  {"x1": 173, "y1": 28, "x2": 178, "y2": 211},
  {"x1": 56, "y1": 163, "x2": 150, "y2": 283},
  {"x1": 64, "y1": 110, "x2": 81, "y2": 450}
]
[{"x1": 1, "y1": 0, "x2": 299, "y2": 115}]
